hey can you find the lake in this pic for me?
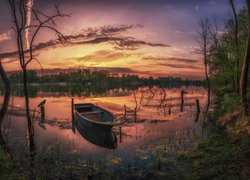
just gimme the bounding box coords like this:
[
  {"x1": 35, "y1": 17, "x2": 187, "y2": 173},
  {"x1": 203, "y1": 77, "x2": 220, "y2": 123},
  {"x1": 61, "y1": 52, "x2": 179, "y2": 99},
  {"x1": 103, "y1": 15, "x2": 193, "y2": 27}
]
[{"x1": 0, "y1": 85, "x2": 207, "y2": 161}]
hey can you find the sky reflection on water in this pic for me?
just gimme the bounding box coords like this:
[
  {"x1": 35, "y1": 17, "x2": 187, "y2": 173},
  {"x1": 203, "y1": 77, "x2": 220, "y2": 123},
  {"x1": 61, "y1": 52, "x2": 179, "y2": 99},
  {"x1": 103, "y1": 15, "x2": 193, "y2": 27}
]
[{"x1": 0, "y1": 86, "x2": 207, "y2": 159}]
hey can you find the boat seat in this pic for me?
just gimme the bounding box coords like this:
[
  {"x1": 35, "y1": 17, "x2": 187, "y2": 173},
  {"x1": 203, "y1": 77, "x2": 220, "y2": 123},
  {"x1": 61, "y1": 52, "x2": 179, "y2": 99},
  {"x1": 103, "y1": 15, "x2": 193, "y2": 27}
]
[
  {"x1": 77, "y1": 105, "x2": 93, "y2": 108},
  {"x1": 81, "y1": 111, "x2": 103, "y2": 115}
]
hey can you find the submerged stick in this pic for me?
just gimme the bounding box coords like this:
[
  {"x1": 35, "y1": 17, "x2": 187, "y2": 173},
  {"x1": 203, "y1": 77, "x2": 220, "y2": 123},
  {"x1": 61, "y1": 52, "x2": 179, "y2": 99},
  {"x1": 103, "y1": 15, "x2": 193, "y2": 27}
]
[
  {"x1": 195, "y1": 99, "x2": 201, "y2": 122},
  {"x1": 180, "y1": 90, "x2": 188, "y2": 112},
  {"x1": 71, "y1": 98, "x2": 74, "y2": 122},
  {"x1": 134, "y1": 93, "x2": 138, "y2": 122},
  {"x1": 124, "y1": 105, "x2": 127, "y2": 120},
  {"x1": 40, "y1": 106, "x2": 45, "y2": 124},
  {"x1": 71, "y1": 98, "x2": 75, "y2": 133},
  {"x1": 181, "y1": 91, "x2": 184, "y2": 112},
  {"x1": 196, "y1": 99, "x2": 200, "y2": 114},
  {"x1": 119, "y1": 126, "x2": 122, "y2": 143},
  {"x1": 164, "y1": 104, "x2": 167, "y2": 117}
]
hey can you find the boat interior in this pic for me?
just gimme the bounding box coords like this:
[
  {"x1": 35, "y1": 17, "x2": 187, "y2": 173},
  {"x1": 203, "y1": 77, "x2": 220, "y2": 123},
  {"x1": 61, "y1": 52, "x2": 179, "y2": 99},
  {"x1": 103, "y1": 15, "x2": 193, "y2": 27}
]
[{"x1": 75, "y1": 104, "x2": 113, "y2": 122}]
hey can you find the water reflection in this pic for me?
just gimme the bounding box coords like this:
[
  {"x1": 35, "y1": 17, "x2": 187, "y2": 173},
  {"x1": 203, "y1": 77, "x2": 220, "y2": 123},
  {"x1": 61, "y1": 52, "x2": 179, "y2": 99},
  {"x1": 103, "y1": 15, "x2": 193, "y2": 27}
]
[
  {"x1": 0, "y1": 85, "x2": 207, "y2": 159},
  {"x1": 0, "y1": 84, "x2": 139, "y2": 98},
  {"x1": 74, "y1": 118, "x2": 117, "y2": 149}
]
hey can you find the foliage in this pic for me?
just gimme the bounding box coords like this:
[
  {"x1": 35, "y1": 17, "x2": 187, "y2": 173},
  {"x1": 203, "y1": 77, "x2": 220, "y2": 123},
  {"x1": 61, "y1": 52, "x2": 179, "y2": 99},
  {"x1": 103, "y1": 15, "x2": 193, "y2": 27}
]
[
  {"x1": 220, "y1": 94, "x2": 240, "y2": 113},
  {"x1": 209, "y1": 8, "x2": 248, "y2": 97},
  {"x1": 7, "y1": 69, "x2": 204, "y2": 87}
]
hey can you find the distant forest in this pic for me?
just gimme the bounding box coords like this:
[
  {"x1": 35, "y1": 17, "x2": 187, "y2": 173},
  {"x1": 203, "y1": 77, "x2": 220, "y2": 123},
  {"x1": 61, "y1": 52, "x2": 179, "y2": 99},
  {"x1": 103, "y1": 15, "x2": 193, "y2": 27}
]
[{"x1": 5, "y1": 69, "x2": 205, "y2": 87}]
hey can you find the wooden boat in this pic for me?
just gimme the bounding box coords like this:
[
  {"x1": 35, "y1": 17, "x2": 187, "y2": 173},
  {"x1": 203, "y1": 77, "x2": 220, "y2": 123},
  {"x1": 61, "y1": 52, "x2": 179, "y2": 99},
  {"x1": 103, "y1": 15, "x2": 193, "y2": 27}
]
[
  {"x1": 74, "y1": 119, "x2": 117, "y2": 149},
  {"x1": 74, "y1": 103, "x2": 115, "y2": 130}
]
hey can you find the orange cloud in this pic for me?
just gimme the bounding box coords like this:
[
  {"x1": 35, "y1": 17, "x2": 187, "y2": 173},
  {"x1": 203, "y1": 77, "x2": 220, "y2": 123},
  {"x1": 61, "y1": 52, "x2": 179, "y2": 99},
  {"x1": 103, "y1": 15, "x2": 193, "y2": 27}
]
[{"x1": 70, "y1": 50, "x2": 130, "y2": 63}]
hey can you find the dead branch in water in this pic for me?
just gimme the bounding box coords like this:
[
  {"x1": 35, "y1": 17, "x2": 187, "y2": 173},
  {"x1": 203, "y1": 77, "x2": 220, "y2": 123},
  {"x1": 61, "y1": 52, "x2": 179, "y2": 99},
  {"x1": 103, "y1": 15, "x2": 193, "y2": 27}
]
[
  {"x1": 157, "y1": 87, "x2": 167, "y2": 115},
  {"x1": 134, "y1": 93, "x2": 138, "y2": 122}
]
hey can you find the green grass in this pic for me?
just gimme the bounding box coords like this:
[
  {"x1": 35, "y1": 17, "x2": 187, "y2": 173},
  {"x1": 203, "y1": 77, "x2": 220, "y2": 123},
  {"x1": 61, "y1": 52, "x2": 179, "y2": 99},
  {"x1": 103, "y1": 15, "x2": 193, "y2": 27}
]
[{"x1": 183, "y1": 128, "x2": 250, "y2": 179}]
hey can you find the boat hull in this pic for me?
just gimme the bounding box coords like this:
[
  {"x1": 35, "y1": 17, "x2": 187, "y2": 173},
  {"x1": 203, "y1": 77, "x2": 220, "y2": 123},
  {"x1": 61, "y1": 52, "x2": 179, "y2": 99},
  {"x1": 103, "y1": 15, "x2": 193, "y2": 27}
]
[
  {"x1": 74, "y1": 116, "x2": 117, "y2": 149},
  {"x1": 74, "y1": 103, "x2": 115, "y2": 131},
  {"x1": 75, "y1": 112, "x2": 113, "y2": 131}
]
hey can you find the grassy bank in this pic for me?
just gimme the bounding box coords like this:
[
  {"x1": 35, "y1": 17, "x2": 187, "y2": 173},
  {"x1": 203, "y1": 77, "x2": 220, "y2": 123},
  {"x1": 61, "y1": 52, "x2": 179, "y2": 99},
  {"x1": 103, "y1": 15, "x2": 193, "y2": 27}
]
[{"x1": 186, "y1": 126, "x2": 250, "y2": 178}]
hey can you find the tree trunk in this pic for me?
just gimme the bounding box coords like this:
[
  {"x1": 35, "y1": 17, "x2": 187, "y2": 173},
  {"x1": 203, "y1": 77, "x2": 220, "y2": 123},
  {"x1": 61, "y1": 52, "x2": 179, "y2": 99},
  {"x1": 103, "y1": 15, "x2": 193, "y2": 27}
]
[
  {"x1": 240, "y1": 0, "x2": 250, "y2": 114},
  {"x1": 0, "y1": 60, "x2": 12, "y2": 160},
  {"x1": 22, "y1": 66, "x2": 36, "y2": 164},
  {"x1": 0, "y1": 62, "x2": 11, "y2": 127},
  {"x1": 23, "y1": 67, "x2": 36, "y2": 179},
  {"x1": 197, "y1": 18, "x2": 211, "y2": 115},
  {"x1": 230, "y1": 0, "x2": 240, "y2": 93},
  {"x1": 205, "y1": 56, "x2": 211, "y2": 113}
]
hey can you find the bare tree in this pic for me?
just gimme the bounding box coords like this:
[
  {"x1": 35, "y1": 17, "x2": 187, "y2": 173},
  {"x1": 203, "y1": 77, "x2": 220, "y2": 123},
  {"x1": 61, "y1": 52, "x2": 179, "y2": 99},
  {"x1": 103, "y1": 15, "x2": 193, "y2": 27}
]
[
  {"x1": 7, "y1": 0, "x2": 69, "y2": 174},
  {"x1": 209, "y1": 18, "x2": 219, "y2": 48},
  {"x1": 195, "y1": 18, "x2": 211, "y2": 114},
  {"x1": 229, "y1": 0, "x2": 240, "y2": 93},
  {"x1": 240, "y1": 0, "x2": 250, "y2": 114}
]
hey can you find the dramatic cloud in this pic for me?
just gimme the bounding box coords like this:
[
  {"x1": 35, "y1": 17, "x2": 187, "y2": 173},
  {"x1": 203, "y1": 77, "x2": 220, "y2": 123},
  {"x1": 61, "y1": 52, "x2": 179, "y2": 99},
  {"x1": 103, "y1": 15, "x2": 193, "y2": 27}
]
[
  {"x1": 142, "y1": 56, "x2": 203, "y2": 70},
  {"x1": 143, "y1": 56, "x2": 200, "y2": 64},
  {"x1": 71, "y1": 37, "x2": 169, "y2": 50},
  {"x1": 71, "y1": 50, "x2": 130, "y2": 63},
  {"x1": 65, "y1": 25, "x2": 169, "y2": 49},
  {"x1": 99, "y1": 24, "x2": 143, "y2": 35},
  {"x1": 112, "y1": 39, "x2": 169, "y2": 50},
  {"x1": 48, "y1": 62, "x2": 75, "y2": 67},
  {"x1": 91, "y1": 67, "x2": 141, "y2": 74},
  {"x1": 0, "y1": 39, "x2": 58, "y2": 59},
  {"x1": 152, "y1": 63, "x2": 203, "y2": 69},
  {"x1": 3, "y1": 58, "x2": 17, "y2": 64},
  {"x1": 68, "y1": 24, "x2": 142, "y2": 41},
  {"x1": 0, "y1": 24, "x2": 170, "y2": 59},
  {"x1": 0, "y1": 30, "x2": 12, "y2": 42}
]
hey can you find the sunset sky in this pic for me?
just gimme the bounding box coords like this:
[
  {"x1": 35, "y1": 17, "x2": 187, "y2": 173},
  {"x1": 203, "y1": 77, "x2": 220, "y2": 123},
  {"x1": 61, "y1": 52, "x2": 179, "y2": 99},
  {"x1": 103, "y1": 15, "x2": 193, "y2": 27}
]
[{"x1": 0, "y1": 0, "x2": 245, "y2": 79}]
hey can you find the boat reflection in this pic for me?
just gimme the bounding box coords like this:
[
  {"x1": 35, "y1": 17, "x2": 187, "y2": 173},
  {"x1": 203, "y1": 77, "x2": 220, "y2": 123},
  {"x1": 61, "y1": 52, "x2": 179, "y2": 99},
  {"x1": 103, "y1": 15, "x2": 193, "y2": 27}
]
[{"x1": 74, "y1": 119, "x2": 117, "y2": 149}]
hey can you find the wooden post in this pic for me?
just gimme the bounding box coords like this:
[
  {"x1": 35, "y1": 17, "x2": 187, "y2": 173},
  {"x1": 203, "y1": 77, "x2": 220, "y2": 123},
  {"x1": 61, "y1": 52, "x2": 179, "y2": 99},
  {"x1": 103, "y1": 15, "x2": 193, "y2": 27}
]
[
  {"x1": 32, "y1": 107, "x2": 36, "y2": 121},
  {"x1": 181, "y1": 90, "x2": 184, "y2": 112},
  {"x1": 195, "y1": 99, "x2": 201, "y2": 122},
  {"x1": 163, "y1": 104, "x2": 167, "y2": 117},
  {"x1": 119, "y1": 126, "x2": 122, "y2": 143},
  {"x1": 124, "y1": 105, "x2": 127, "y2": 120},
  {"x1": 195, "y1": 112, "x2": 200, "y2": 122},
  {"x1": 71, "y1": 98, "x2": 74, "y2": 122},
  {"x1": 71, "y1": 98, "x2": 76, "y2": 133},
  {"x1": 196, "y1": 99, "x2": 200, "y2": 114},
  {"x1": 134, "y1": 93, "x2": 138, "y2": 122},
  {"x1": 40, "y1": 105, "x2": 45, "y2": 124},
  {"x1": 134, "y1": 107, "x2": 137, "y2": 122}
]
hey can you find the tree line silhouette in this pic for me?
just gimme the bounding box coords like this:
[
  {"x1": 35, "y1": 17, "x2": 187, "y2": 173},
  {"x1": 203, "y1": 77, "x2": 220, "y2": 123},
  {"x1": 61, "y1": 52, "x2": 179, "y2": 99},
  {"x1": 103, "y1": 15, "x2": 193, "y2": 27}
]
[{"x1": 5, "y1": 69, "x2": 204, "y2": 87}]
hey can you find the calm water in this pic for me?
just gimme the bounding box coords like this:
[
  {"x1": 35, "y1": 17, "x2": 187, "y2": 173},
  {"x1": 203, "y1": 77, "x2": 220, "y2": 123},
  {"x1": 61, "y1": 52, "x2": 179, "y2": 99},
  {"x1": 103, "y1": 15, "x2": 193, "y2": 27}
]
[{"x1": 0, "y1": 85, "x2": 207, "y2": 160}]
